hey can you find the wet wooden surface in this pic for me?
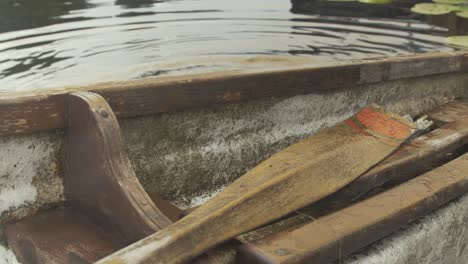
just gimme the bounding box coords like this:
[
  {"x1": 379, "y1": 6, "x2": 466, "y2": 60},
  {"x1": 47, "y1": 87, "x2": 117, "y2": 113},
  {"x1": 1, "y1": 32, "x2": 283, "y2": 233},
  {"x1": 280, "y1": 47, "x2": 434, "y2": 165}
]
[
  {"x1": 0, "y1": 51, "x2": 466, "y2": 138},
  {"x1": 96, "y1": 105, "x2": 416, "y2": 264}
]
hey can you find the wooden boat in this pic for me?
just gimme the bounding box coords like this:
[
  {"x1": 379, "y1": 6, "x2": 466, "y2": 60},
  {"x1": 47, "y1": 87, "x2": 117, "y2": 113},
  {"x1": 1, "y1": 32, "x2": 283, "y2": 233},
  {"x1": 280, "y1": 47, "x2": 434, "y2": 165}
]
[{"x1": 0, "y1": 50, "x2": 467, "y2": 264}]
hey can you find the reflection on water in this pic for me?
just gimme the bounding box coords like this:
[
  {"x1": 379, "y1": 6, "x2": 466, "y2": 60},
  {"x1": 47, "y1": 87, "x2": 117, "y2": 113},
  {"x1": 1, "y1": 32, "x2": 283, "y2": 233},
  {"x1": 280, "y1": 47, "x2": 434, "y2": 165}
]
[
  {"x1": 291, "y1": 0, "x2": 420, "y2": 19},
  {"x1": 115, "y1": 0, "x2": 165, "y2": 9},
  {"x1": 0, "y1": 0, "x2": 458, "y2": 92},
  {"x1": 0, "y1": 0, "x2": 92, "y2": 33}
]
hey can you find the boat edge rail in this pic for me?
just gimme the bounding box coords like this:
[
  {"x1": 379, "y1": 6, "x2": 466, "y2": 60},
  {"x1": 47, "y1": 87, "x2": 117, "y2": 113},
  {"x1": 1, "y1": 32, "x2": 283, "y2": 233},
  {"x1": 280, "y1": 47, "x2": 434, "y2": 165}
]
[{"x1": 0, "y1": 51, "x2": 467, "y2": 138}]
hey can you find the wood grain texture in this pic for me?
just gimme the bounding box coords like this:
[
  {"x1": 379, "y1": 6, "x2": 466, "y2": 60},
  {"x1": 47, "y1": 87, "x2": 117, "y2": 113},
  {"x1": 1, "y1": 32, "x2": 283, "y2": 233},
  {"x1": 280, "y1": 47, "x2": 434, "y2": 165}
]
[
  {"x1": 64, "y1": 92, "x2": 174, "y2": 243},
  {"x1": 4, "y1": 92, "x2": 182, "y2": 264},
  {"x1": 238, "y1": 153, "x2": 468, "y2": 264},
  {"x1": 186, "y1": 101, "x2": 468, "y2": 264},
  {"x1": 5, "y1": 208, "x2": 126, "y2": 264},
  {"x1": 425, "y1": 99, "x2": 468, "y2": 126},
  {"x1": 233, "y1": 101, "x2": 468, "y2": 240},
  {"x1": 96, "y1": 105, "x2": 416, "y2": 264},
  {"x1": 302, "y1": 116, "x2": 468, "y2": 218},
  {"x1": 190, "y1": 100, "x2": 468, "y2": 264},
  {"x1": 0, "y1": 94, "x2": 67, "y2": 136},
  {"x1": 0, "y1": 51, "x2": 466, "y2": 138}
]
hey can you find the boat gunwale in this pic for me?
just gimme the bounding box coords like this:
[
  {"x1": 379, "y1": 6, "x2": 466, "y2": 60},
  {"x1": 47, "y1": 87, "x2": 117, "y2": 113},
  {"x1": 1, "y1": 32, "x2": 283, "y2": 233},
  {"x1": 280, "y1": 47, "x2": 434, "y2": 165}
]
[{"x1": 0, "y1": 50, "x2": 467, "y2": 138}]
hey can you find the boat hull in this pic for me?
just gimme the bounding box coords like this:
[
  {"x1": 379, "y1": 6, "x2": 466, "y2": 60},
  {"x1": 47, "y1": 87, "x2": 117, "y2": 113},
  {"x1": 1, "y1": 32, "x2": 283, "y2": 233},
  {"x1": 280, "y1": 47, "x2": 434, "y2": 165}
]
[{"x1": 0, "y1": 51, "x2": 467, "y2": 263}]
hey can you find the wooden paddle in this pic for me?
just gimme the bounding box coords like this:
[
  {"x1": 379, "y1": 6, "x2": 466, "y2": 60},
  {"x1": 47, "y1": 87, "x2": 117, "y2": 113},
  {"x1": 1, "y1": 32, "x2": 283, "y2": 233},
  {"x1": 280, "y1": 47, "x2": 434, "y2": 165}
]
[{"x1": 96, "y1": 104, "x2": 417, "y2": 264}]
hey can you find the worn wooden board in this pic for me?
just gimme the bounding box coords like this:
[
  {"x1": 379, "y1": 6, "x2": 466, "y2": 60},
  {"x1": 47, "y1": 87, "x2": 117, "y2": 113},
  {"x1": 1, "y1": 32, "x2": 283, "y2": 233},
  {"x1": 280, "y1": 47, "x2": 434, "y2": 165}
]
[
  {"x1": 191, "y1": 111, "x2": 468, "y2": 263},
  {"x1": 64, "y1": 92, "x2": 175, "y2": 243},
  {"x1": 239, "y1": 120, "x2": 468, "y2": 245},
  {"x1": 5, "y1": 208, "x2": 126, "y2": 264},
  {"x1": 96, "y1": 105, "x2": 417, "y2": 264},
  {"x1": 4, "y1": 92, "x2": 182, "y2": 264},
  {"x1": 0, "y1": 51, "x2": 466, "y2": 138},
  {"x1": 0, "y1": 94, "x2": 67, "y2": 136},
  {"x1": 239, "y1": 153, "x2": 468, "y2": 264},
  {"x1": 425, "y1": 99, "x2": 468, "y2": 126},
  {"x1": 191, "y1": 101, "x2": 468, "y2": 263},
  {"x1": 301, "y1": 118, "x2": 468, "y2": 218}
]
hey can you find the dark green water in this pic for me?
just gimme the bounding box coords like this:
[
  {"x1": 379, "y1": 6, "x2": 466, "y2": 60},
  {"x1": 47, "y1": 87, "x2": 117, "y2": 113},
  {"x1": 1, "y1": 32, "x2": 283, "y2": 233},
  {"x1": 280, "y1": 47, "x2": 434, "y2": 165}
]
[{"x1": 0, "y1": 0, "x2": 456, "y2": 92}]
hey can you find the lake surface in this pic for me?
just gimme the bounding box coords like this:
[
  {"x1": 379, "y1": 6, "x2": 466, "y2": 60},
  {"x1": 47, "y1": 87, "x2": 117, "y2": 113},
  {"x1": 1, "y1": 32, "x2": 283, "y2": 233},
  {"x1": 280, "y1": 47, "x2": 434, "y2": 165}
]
[{"x1": 0, "y1": 0, "x2": 456, "y2": 92}]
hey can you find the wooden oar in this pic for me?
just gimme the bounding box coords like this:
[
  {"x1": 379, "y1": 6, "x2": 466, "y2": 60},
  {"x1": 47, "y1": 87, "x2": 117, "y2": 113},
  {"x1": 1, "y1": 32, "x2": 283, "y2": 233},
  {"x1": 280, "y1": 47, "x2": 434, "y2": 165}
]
[
  {"x1": 238, "y1": 153, "x2": 468, "y2": 263},
  {"x1": 96, "y1": 104, "x2": 417, "y2": 264}
]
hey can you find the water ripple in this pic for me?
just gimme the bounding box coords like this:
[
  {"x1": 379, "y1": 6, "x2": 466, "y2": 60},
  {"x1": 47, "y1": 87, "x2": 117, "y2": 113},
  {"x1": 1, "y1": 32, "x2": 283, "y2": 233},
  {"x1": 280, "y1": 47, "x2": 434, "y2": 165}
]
[{"x1": 0, "y1": 0, "x2": 456, "y2": 91}]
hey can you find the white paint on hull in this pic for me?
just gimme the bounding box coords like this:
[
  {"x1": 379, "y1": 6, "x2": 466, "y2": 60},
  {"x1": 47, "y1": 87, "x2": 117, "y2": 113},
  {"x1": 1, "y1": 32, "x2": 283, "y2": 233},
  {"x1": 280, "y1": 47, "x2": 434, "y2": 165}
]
[
  {"x1": 183, "y1": 186, "x2": 224, "y2": 209},
  {"x1": 0, "y1": 72, "x2": 466, "y2": 229},
  {"x1": 124, "y1": 72, "x2": 468, "y2": 207},
  {"x1": 0, "y1": 133, "x2": 63, "y2": 224},
  {"x1": 0, "y1": 136, "x2": 42, "y2": 214},
  {"x1": 0, "y1": 245, "x2": 20, "y2": 264}
]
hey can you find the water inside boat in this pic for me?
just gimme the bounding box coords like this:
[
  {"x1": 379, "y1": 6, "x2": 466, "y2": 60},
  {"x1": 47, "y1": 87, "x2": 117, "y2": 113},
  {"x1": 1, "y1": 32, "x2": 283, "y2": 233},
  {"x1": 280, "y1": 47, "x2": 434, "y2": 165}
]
[{"x1": 0, "y1": 0, "x2": 465, "y2": 92}]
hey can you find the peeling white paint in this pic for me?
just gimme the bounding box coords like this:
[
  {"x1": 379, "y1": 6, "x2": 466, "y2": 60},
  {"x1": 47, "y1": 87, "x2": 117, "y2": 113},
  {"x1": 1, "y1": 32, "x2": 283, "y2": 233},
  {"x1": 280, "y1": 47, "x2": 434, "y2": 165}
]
[
  {"x1": 0, "y1": 133, "x2": 63, "y2": 223},
  {"x1": 0, "y1": 137, "x2": 40, "y2": 214},
  {"x1": 0, "y1": 185, "x2": 36, "y2": 214},
  {"x1": 180, "y1": 186, "x2": 225, "y2": 209},
  {"x1": 0, "y1": 245, "x2": 20, "y2": 264}
]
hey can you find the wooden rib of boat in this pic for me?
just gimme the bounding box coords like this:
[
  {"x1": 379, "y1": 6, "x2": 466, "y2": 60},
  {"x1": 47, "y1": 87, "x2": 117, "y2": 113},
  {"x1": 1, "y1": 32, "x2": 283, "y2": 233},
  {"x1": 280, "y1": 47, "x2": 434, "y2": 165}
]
[{"x1": 0, "y1": 51, "x2": 467, "y2": 264}]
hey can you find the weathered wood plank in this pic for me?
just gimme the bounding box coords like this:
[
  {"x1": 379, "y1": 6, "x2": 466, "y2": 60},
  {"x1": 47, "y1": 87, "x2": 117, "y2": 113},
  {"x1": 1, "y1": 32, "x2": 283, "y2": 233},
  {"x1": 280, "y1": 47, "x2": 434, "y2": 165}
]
[
  {"x1": 64, "y1": 92, "x2": 175, "y2": 243},
  {"x1": 4, "y1": 92, "x2": 182, "y2": 264},
  {"x1": 0, "y1": 94, "x2": 67, "y2": 136},
  {"x1": 238, "y1": 153, "x2": 468, "y2": 264},
  {"x1": 192, "y1": 101, "x2": 468, "y2": 262},
  {"x1": 425, "y1": 99, "x2": 468, "y2": 126},
  {"x1": 95, "y1": 105, "x2": 417, "y2": 264},
  {"x1": 5, "y1": 208, "x2": 126, "y2": 264},
  {"x1": 301, "y1": 118, "x2": 468, "y2": 218},
  {"x1": 0, "y1": 51, "x2": 466, "y2": 137}
]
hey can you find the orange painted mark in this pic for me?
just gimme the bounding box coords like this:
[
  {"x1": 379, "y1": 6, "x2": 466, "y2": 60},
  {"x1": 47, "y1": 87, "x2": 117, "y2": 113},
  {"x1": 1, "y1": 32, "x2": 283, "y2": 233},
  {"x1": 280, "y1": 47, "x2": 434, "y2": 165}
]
[
  {"x1": 345, "y1": 119, "x2": 370, "y2": 136},
  {"x1": 357, "y1": 106, "x2": 412, "y2": 140}
]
